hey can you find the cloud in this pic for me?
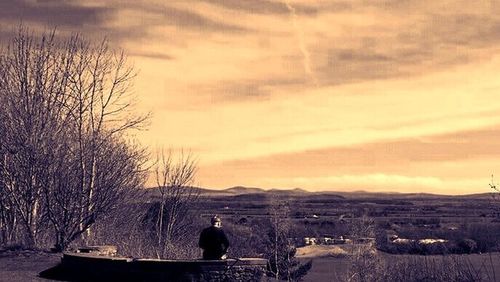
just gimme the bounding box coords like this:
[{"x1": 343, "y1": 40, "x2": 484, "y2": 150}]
[
  {"x1": 3, "y1": 0, "x2": 500, "y2": 89},
  {"x1": 0, "y1": 0, "x2": 252, "y2": 46},
  {"x1": 0, "y1": 0, "x2": 112, "y2": 27},
  {"x1": 193, "y1": 78, "x2": 307, "y2": 102},
  {"x1": 197, "y1": 0, "x2": 318, "y2": 15},
  {"x1": 129, "y1": 51, "x2": 173, "y2": 61},
  {"x1": 227, "y1": 124, "x2": 500, "y2": 170},
  {"x1": 10, "y1": 0, "x2": 500, "y2": 94},
  {"x1": 0, "y1": 1, "x2": 146, "y2": 45},
  {"x1": 284, "y1": 0, "x2": 318, "y2": 85},
  {"x1": 197, "y1": 125, "x2": 500, "y2": 194},
  {"x1": 145, "y1": 5, "x2": 250, "y2": 33},
  {"x1": 312, "y1": 1, "x2": 500, "y2": 86}
]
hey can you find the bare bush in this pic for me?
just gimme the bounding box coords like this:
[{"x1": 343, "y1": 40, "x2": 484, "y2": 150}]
[
  {"x1": 347, "y1": 215, "x2": 383, "y2": 282},
  {"x1": 266, "y1": 196, "x2": 312, "y2": 281},
  {"x1": 148, "y1": 150, "x2": 198, "y2": 259}
]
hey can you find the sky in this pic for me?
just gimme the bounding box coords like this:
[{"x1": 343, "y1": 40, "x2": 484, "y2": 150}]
[{"x1": 2, "y1": 0, "x2": 500, "y2": 194}]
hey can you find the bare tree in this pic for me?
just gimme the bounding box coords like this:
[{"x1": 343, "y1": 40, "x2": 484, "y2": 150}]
[
  {"x1": 60, "y1": 35, "x2": 148, "y2": 242},
  {"x1": 0, "y1": 29, "x2": 73, "y2": 246},
  {"x1": 0, "y1": 28, "x2": 148, "y2": 250},
  {"x1": 266, "y1": 196, "x2": 312, "y2": 282},
  {"x1": 347, "y1": 215, "x2": 383, "y2": 282},
  {"x1": 43, "y1": 136, "x2": 148, "y2": 251},
  {"x1": 0, "y1": 108, "x2": 17, "y2": 244},
  {"x1": 0, "y1": 152, "x2": 18, "y2": 245},
  {"x1": 152, "y1": 149, "x2": 198, "y2": 259}
]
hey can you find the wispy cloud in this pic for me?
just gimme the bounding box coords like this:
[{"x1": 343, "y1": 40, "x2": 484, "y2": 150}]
[
  {"x1": 129, "y1": 51, "x2": 173, "y2": 61},
  {"x1": 284, "y1": 0, "x2": 318, "y2": 85},
  {"x1": 0, "y1": 0, "x2": 112, "y2": 27},
  {"x1": 198, "y1": 0, "x2": 318, "y2": 15}
]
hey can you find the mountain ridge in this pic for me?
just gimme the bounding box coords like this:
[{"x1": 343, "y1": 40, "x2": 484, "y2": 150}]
[{"x1": 143, "y1": 185, "x2": 496, "y2": 199}]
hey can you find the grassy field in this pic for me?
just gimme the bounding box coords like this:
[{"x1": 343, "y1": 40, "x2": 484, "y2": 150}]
[{"x1": 302, "y1": 251, "x2": 500, "y2": 282}]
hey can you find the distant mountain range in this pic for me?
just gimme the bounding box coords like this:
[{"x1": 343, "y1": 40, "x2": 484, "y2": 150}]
[{"x1": 143, "y1": 185, "x2": 497, "y2": 199}]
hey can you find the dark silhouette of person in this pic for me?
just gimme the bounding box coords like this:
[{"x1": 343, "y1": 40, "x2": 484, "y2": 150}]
[{"x1": 199, "y1": 215, "x2": 229, "y2": 260}]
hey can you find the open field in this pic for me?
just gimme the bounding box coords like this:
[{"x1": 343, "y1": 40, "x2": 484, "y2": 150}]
[{"x1": 300, "y1": 250, "x2": 500, "y2": 282}]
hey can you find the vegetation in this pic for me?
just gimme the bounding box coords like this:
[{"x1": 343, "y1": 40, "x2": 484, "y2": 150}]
[
  {"x1": 149, "y1": 149, "x2": 198, "y2": 259},
  {"x1": 347, "y1": 215, "x2": 382, "y2": 282},
  {"x1": 0, "y1": 28, "x2": 148, "y2": 251},
  {"x1": 265, "y1": 197, "x2": 312, "y2": 281}
]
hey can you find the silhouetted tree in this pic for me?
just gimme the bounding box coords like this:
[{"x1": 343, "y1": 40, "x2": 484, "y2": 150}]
[
  {"x1": 347, "y1": 215, "x2": 383, "y2": 282},
  {"x1": 266, "y1": 196, "x2": 312, "y2": 281},
  {"x1": 0, "y1": 28, "x2": 148, "y2": 250},
  {"x1": 150, "y1": 149, "x2": 198, "y2": 259}
]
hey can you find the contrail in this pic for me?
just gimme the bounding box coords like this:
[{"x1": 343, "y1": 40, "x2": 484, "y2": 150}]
[{"x1": 284, "y1": 0, "x2": 318, "y2": 85}]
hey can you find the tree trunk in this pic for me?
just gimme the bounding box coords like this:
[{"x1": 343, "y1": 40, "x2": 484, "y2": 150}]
[{"x1": 85, "y1": 155, "x2": 97, "y2": 240}]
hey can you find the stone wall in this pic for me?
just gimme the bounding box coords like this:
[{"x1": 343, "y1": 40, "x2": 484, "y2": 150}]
[{"x1": 60, "y1": 252, "x2": 268, "y2": 281}]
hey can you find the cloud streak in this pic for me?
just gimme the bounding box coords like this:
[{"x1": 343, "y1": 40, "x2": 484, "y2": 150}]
[
  {"x1": 199, "y1": 0, "x2": 318, "y2": 15},
  {"x1": 284, "y1": 0, "x2": 318, "y2": 85},
  {"x1": 0, "y1": 0, "x2": 111, "y2": 27}
]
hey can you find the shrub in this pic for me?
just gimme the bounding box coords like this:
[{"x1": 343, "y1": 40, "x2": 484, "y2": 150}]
[{"x1": 457, "y1": 238, "x2": 477, "y2": 254}]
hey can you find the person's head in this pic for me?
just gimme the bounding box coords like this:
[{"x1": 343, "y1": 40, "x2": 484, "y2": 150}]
[{"x1": 211, "y1": 215, "x2": 222, "y2": 228}]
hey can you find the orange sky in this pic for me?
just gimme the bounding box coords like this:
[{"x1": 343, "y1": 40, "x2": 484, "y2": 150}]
[{"x1": 3, "y1": 0, "x2": 500, "y2": 194}]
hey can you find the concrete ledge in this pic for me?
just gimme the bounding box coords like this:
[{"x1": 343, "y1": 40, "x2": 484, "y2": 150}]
[
  {"x1": 60, "y1": 252, "x2": 267, "y2": 281},
  {"x1": 76, "y1": 245, "x2": 118, "y2": 256}
]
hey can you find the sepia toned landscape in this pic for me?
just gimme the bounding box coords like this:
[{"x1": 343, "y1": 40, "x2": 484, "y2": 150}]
[
  {"x1": 1, "y1": 0, "x2": 500, "y2": 281},
  {"x1": 0, "y1": 181, "x2": 499, "y2": 281}
]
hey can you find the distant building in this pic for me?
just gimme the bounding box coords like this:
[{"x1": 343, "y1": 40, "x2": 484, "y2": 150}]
[
  {"x1": 389, "y1": 235, "x2": 447, "y2": 245},
  {"x1": 418, "y1": 238, "x2": 447, "y2": 244},
  {"x1": 304, "y1": 235, "x2": 348, "y2": 245},
  {"x1": 304, "y1": 237, "x2": 317, "y2": 245}
]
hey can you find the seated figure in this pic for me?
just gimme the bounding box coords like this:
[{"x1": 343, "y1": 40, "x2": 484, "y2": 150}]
[{"x1": 198, "y1": 215, "x2": 229, "y2": 260}]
